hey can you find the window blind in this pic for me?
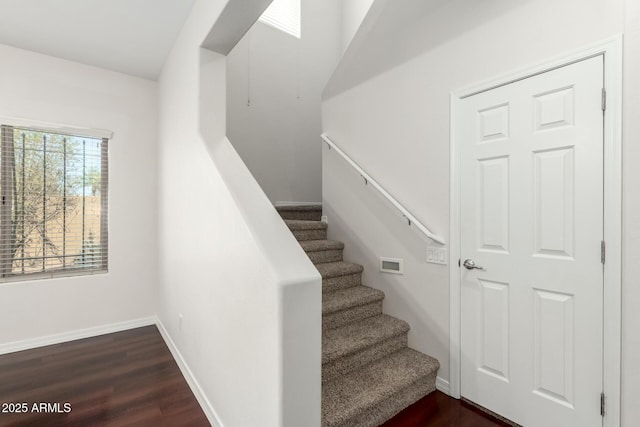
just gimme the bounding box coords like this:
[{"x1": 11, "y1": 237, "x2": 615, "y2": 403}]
[
  {"x1": 0, "y1": 124, "x2": 108, "y2": 281},
  {"x1": 258, "y1": 0, "x2": 301, "y2": 38}
]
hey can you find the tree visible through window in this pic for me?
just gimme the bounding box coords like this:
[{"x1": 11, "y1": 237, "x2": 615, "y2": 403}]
[{"x1": 0, "y1": 124, "x2": 108, "y2": 280}]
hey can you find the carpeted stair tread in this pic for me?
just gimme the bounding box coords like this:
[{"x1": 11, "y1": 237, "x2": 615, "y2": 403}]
[
  {"x1": 276, "y1": 204, "x2": 322, "y2": 212},
  {"x1": 322, "y1": 348, "x2": 439, "y2": 427},
  {"x1": 323, "y1": 286, "x2": 384, "y2": 315},
  {"x1": 276, "y1": 204, "x2": 323, "y2": 221},
  {"x1": 300, "y1": 240, "x2": 344, "y2": 252},
  {"x1": 321, "y1": 266, "x2": 363, "y2": 293},
  {"x1": 285, "y1": 219, "x2": 328, "y2": 241},
  {"x1": 284, "y1": 219, "x2": 327, "y2": 230},
  {"x1": 316, "y1": 261, "x2": 363, "y2": 278},
  {"x1": 323, "y1": 314, "x2": 409, "y2": 364},
  {"x1": 300, "y1": 240, "x2": 345, "y2": 264}
]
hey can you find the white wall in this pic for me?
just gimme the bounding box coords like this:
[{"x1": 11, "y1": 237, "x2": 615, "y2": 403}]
[
  {"x1": 621, "y1": 0, "x2": 640, "y2": 424},
  {"x1": 322, "y1": 0, "x2": 626, "y2": 399},
  {"x1": 322, "y1": 146, "x2": 450, "y2": 382},
  {"x1": 158, "y1": 0, "x2": 321, "y2": 426},
  {"x1": 226, "y1": 0, "x2": 342, "y2": 204},
  {"x1": 0, "y1": 44, "x2": 158, "y2": 346},
  {"x1": 340, "y1": 0, "x2": 375, "y2": 53}
]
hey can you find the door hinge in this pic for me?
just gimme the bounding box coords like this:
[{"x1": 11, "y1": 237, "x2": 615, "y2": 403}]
[
  {"x1": 602, "y1": 88, "x2": 607, "y2": 112},
  {"x1": 601, "y1": 392, "x2": 606, "y2": 416},
  {"x1": 601, "y1": 240, "x2": 606, "y2": 264}
]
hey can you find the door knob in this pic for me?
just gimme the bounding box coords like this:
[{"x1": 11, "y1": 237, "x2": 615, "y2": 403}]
[{"x1": 463, "y1": 259, "x2": 484, "y2": 270}]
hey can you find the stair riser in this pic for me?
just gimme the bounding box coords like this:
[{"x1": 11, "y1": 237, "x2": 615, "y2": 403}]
[
  {"x1": 292, "y1": 228, "x2": 328, "y2": 241},
  {"x1": 322, "y1": 273, "x2": 361, "y2": 293},
  {"x1": 323, "y1": 301, "x2": 382, "y2": 330},
  {"x1": 278, "y1": 211, "x2": 322, "y2": 221},
  {"x1": 322, "y1": 334, "x2": 408, "y2": 384},
  {"x1": 328, "y1": 373, "x2": 437, "y2": 427},
  {"x1": 307, "y1": 249, "x2": 343, "y2": 264}
]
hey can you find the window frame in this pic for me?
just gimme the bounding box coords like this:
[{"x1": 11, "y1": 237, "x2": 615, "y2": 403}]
[
  {"x1": 258, "y1": 0, "x2": 301, "y2": 39},
  {"x1": 0, "y1": 119, "x2": 110, "y2": 282}
]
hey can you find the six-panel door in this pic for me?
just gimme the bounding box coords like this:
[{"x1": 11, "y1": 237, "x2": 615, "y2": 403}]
[{"x1": 458, "y1": 56, "x2": 604, "y2": 427}]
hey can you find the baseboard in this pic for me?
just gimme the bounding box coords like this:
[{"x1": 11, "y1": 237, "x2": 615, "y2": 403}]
[
  {"x1": 0, "y1": 316, "x2": 157, "y2": 355},
  {"x1": 274, "y1": 201, "x2": 322, "y2": 207},
  {"x1": 0, "y1": 316, "x2": 222, "y2": 426},
  {"x1": 436, "y1": 376, "x2": 450, "y2": 395},
  {"x1": 156, "y1": 319, "x2": 223, "y2": 427}
]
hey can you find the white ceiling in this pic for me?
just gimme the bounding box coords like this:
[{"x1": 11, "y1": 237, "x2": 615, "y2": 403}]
[{"x1": 0, "y1": 0, "x2": 197, "y2": 80}]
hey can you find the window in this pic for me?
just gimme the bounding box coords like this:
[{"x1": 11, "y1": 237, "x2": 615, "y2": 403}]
[
  {"x1": 0, "y1": 123, "x2": 108, "y2": 281},
  {"x1": 258, "y1": 0, "x2": 301, "y2": 38}
]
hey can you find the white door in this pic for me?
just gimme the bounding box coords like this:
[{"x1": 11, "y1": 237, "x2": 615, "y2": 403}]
[{"x1": 458, "y1": 56, "x2": 604, "y2": 427}]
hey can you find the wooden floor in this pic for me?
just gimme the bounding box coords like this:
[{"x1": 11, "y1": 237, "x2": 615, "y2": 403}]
[
  {"x1": 383, "y1": 391, "x2": 512, "y2": 427},
  {"x1": 0, "y1": 326, "x2": 209, "y2": 427},
  {"x1": 0, "y1": 326, "x2": 509, "y2": 427}
]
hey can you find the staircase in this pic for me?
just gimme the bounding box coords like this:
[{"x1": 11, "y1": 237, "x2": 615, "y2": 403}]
[{"x1": 276, "y1": 204, "x2": 440, "y2": 427}]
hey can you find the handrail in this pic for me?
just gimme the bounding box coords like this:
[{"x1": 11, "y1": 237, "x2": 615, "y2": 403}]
[{"x1": 321, "y1": 133, "x2": 445, "y2": 245}]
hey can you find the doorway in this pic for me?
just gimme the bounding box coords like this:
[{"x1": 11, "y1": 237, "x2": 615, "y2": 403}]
[{"x1": 449, "y1": 38, "x2": 622, "y2": 427}]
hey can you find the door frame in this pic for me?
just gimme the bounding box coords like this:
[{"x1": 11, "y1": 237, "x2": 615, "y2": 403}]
[{"x1": 449, "y1": 35, "x2": 622, "y2": 427}]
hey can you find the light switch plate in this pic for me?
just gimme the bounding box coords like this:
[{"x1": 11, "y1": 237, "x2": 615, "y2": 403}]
[{"x1": 426, "y1": 246, "x2": 448, "y2": 265}]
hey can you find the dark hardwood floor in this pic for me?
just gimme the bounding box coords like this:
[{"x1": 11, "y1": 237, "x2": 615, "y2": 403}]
[
  {"x1": 0, "y1": 326, "x2": 509, "y2": 427},
  {"x1": 0, "y1": 326, "x2": 209, "y2": 427},
  {"x1": 383, "y1": 391, "x2": 512, "y2": 427}
]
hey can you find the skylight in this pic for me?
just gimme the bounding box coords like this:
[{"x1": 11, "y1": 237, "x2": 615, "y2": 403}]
[{"x1": 258, "y1": 0, "x2": 301, "y2": 39}]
